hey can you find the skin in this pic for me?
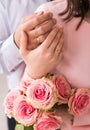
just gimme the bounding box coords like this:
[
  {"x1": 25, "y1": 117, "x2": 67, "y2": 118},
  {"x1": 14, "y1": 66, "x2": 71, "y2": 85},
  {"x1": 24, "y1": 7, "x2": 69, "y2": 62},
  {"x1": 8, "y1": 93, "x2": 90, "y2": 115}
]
[
  {"x1": 20, "y1": 26, "x2": 64, "y2": 79},
  {"x1": 14, "y1": 12, "x2": 56, "y2": 50}
]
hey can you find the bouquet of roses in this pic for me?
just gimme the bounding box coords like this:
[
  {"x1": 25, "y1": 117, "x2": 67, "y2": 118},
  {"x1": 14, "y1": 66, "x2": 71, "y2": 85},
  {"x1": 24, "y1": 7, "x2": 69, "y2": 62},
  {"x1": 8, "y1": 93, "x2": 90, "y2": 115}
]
[{"x1": 4, "y1": 73, "x2": 90, "y2": 130}]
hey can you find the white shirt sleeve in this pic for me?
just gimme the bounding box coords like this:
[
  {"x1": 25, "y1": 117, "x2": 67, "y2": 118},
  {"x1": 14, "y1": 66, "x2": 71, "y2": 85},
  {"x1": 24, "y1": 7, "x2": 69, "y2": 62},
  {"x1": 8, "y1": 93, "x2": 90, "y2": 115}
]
[
  {"x1": 0, "y1": 34, "x2": 23, "y2": 74},
  {"x1": 0, "y1": 0, "x2": 49, "y2": 74},
  {"x1": 0, "y1": 1, "x2": 23, "y2": 74},
  {"x1": 0, "y1": 0, "x2": 49, "y2": 89}
]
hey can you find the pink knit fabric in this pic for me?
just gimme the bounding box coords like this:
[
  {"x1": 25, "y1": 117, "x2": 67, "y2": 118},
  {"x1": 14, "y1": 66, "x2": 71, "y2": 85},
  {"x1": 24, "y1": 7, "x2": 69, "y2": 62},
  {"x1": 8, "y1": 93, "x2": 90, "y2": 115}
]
[{"x1": 36, "y1": 0, "x2": 90, "y2": 129}]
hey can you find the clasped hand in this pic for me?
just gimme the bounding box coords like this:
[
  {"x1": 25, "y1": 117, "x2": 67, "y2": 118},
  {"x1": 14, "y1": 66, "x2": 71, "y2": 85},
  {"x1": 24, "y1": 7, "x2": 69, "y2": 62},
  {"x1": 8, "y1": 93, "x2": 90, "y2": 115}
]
[
  {"x1": 19, "y1": 12, "x2": 64, "y2": 79},
  {"x1": 14, "y1": 12, "x2": 56, "y2": 50}
]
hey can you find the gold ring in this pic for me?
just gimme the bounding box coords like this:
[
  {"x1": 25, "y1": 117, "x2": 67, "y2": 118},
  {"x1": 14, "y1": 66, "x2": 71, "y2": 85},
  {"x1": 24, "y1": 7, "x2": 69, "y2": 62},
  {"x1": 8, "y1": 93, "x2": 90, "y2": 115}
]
[{"x1": 36, "y1": 38, "x2": 40, "y2": 43}]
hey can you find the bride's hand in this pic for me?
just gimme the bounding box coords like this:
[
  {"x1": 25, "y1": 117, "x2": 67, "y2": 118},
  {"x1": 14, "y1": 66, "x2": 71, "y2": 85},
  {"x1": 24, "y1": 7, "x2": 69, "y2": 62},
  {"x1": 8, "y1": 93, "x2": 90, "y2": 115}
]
[{"x1": 20, "y1": 27, "x2": 64, "y2": 79}]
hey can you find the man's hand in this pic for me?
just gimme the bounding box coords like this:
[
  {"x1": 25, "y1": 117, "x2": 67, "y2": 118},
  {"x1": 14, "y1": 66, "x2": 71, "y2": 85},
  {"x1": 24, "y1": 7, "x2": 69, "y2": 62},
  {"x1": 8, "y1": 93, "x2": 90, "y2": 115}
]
[{"x1": 14, "y1": 12, "x2": 56, "y2": 50}]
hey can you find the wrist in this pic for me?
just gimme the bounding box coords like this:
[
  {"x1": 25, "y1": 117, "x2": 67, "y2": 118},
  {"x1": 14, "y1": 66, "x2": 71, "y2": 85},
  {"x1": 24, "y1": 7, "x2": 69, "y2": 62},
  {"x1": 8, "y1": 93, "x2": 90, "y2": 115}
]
[
  {"x1": 25, "y1": 67, "x2": 46, "y2": 79},
  {"x1": 13, "y1": 32, "x2": 20, "y2": 48}
]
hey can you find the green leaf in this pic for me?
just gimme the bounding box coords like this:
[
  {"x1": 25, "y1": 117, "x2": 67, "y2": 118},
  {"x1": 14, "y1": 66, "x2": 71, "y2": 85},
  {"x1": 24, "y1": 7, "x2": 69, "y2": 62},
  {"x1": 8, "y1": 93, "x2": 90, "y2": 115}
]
[
  {"x1": 15, "y1": 124, "x2": 24, "y2": 130},
  {"x1": 15, "y1": 124, "x2": 33, "y2": 130},
  {"x1": 24, "y1": 125, "x2": 33, "y2": 130}
]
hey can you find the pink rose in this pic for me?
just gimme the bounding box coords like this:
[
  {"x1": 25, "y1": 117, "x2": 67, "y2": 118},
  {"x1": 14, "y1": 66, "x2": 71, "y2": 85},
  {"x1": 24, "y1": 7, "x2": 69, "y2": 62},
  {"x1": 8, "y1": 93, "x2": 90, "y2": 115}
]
[
  {"x1": 20, "y1": 71, "x2": 34, "y2": 93},
  {"x1": 68, "y1": 88, "x2": 90, "y2": 115},
  {"x1": 52, "y1": 74, "x2": 71, "y2": 104},
  {"x1": 3, "y1": 88, "x2": 23, "y2": 118},
  {"x1": 26, "y1": 78, "x2": 58, "y2": 110},
  {"x1": 20, "y1": 78, "x2": 33, "y2": 93},
  {"x1": 34, "y1": 112, "x2": 62, "y2": 130},
  {"x1": 13, "y1": 95, "x2": 38, "y2": 126}
]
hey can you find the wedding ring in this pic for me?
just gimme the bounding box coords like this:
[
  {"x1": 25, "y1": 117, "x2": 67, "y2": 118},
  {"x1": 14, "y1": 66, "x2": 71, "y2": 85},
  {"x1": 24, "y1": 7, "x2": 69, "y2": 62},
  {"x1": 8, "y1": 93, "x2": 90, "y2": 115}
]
[{"x1": 36, "y1": 38, "x2": 40, "y2": 43}]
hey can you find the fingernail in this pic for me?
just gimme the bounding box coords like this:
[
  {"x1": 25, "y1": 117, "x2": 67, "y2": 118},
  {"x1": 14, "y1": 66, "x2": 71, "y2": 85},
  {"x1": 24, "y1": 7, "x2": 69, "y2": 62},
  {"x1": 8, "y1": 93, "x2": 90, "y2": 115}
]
[
  {"x1": 49, "y1": 13, "x2": 53, "y2": 17},
  {"x1": 37, "y1": 11, "x2": 44, "y2": 15}
]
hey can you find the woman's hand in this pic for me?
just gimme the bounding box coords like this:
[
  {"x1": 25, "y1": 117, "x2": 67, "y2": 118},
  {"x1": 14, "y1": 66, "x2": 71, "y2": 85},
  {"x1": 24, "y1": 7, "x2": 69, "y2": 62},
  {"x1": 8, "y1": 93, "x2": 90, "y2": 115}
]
[
  {"x1": 14, "y1": 12, "x2": 56, "y2": 50},
  {"x1": 20, "y1": 27, "x2": 64, "y2": 79}
]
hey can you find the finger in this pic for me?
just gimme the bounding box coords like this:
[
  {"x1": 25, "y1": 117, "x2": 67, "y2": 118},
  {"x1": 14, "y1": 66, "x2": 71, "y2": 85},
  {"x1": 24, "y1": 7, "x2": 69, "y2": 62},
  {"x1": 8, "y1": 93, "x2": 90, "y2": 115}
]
[
  {"x1": 21, "y1": 12, "x2": 43, "y2": 23},
  {"x1": 21, "y1": 12, "x2": 53, "y2": 31},
  {"x1": 28, "y1": 18, "x2": 56, "y2": 38},
  {"x1": 27, "y1": 32, "x2": 49, "y2": 50},
  {"x1": 58, "y1": 51, "x2": 63, "y2": 62},
  {"x1": 48, "y1": 27, "x2": 63, "y2": 53},
  {"x1": 55, "y1": 33, "x2": 64, "y2": 58},
  {"x1": 19, "y1": 31, "x2": 28, "y2": 57},
  {"x1": 36, "y1": 32, "x2": 49, "y2": 43},
  {"x1": 32, "y1": 32, "x2": 49, "y2": 44},
  {"x1": 56, "y1": 33, "x2": 64, "y2": 53},
  {"x1": 40, "y1": 27, "x2": 59, "y2": 49}
]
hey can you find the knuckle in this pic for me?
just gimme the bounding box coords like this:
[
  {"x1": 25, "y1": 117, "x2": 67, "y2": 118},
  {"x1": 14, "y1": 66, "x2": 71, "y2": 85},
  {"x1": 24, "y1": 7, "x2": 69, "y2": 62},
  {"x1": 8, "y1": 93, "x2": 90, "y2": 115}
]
[
  {"x1": 45, "y1": 13, "x2": 52, "y2": 19},
  {"x1": 39, "y1": 26, "x2": 45, "y2": 33},
  {"x1": 46, "y1": 52, "x2": 53, "y2": 59},
  {"x1": 20, "y1": 24, "x2": 25, "y2": 31},
  {"x1": 35, "y1": 17, "x2": 40, "y2": 24}
]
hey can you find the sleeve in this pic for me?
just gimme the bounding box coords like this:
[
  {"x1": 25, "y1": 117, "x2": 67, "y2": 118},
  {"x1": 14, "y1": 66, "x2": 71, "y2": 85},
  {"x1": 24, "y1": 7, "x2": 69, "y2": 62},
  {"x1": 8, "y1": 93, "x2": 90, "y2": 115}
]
[
  {"x1": 73, "y1": 111, "x2": 90, "y2": 126},
  {"x1": 0, "y1": 1, "x2": 23, "y2": 74}
]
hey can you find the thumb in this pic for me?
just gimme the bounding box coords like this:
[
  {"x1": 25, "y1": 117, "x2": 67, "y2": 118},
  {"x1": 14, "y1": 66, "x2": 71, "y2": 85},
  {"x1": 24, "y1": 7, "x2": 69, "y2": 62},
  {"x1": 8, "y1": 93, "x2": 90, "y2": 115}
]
[{"x1": 19, "y1": 31, "x2": 28, "y2": 57}]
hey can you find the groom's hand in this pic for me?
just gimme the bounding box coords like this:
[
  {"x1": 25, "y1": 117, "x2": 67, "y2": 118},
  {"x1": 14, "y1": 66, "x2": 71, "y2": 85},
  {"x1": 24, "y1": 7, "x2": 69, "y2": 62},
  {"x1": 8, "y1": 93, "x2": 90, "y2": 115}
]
[{"x1": 14, "y1": 12, "x2": 56, "y2": 50}]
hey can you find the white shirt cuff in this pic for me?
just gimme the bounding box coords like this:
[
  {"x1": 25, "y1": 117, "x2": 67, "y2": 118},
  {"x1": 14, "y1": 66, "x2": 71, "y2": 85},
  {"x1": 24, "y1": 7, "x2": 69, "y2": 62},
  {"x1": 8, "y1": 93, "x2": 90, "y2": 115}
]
[{"x1": 0, "y1": 33, "x2": 23, "y2": 73}]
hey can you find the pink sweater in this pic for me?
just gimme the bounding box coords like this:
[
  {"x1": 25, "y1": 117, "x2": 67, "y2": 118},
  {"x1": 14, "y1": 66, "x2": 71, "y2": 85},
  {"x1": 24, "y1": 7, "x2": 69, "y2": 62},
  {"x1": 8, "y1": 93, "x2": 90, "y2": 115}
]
[
  {"x1": 37, "y1": 0, "x2": 90, "y2": 88},
  {"x1": 36, "y1": 0, "x2": 90, "y2": 129}
]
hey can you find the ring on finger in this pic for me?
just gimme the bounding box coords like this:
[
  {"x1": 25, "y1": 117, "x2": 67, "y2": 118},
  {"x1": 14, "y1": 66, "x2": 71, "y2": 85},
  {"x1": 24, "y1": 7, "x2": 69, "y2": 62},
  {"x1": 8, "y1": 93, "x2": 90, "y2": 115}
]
[
  {"x1": 34, "y1": 28, "x2": 39, "y2": 38},
  {"x1": 36, "y1": 37, "x2": 40, "y2": 44}
]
